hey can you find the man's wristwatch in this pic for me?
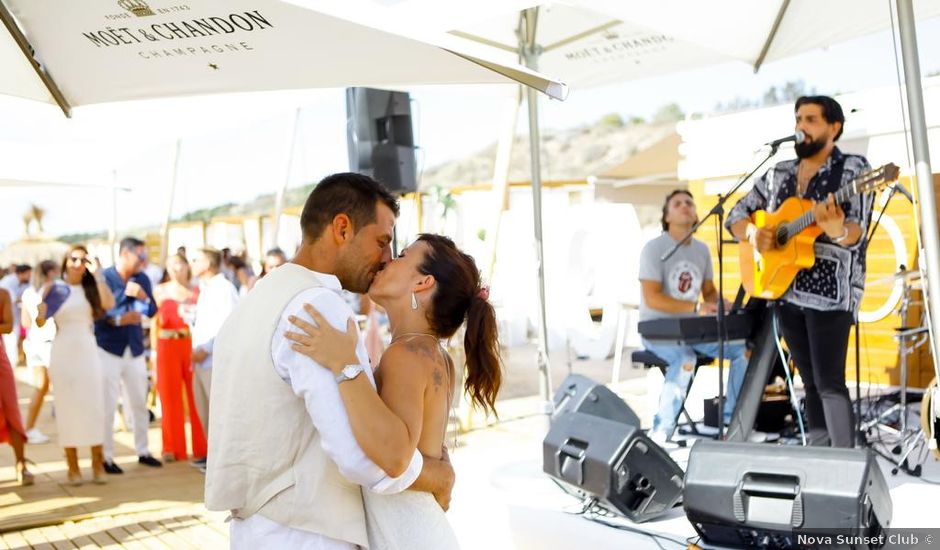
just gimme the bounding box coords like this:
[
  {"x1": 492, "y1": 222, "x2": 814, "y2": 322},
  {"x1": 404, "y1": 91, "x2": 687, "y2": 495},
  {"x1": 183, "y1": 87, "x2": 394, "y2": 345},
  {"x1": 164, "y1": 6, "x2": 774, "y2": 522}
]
[{"x1": 335, "y1": 364, "x2": 366, "y2": 384}]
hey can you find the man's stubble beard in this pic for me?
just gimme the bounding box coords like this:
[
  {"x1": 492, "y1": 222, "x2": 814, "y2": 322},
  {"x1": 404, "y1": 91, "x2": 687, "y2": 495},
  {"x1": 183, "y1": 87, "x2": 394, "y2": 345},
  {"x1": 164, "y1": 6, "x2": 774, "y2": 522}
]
[{"x1": 336, "y1": 254, "x2": 373, "y2": 294}]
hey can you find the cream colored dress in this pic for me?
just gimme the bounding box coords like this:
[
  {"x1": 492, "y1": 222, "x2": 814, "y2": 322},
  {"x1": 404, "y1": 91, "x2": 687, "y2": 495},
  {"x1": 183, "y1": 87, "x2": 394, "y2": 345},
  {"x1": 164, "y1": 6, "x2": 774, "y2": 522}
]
[
  {"x1": 364, "y1": 337, "x2": 460, "y2": 550},
  {"x1": 48, "y1": 285, "x2": 105, "y2": 447}
]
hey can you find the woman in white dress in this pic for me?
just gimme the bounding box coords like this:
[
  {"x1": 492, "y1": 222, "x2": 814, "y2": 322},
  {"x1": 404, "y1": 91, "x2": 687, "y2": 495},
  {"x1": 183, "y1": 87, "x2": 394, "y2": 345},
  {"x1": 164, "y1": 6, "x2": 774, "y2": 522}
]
[
  {"x1": 286, "y1": 234, "x2": 503, "y2": 550},
  {"x1": 39, "y1": 245, "x2": 114, "y2": 485}
]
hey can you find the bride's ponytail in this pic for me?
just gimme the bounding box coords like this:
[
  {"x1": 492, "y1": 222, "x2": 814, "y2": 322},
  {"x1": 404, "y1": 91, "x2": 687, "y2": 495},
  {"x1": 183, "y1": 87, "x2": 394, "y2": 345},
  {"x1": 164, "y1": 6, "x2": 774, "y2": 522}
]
[
  {"x1": 416, "y1": 235, "x2": 503, "y2": 417},
  {"x1": 463, "y1": 289, "x2": 501, "y2": 416}
]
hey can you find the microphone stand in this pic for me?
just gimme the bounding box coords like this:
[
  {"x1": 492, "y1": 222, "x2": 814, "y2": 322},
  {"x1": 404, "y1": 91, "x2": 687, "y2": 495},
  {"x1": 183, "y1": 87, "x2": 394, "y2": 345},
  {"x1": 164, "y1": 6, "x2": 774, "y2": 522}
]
[
  {"x1": 856, "y1": 183, "x2": 906, "y2": 446},
  {"x1": 662, "y1": 143, "x2": 781, "y2": 439}
]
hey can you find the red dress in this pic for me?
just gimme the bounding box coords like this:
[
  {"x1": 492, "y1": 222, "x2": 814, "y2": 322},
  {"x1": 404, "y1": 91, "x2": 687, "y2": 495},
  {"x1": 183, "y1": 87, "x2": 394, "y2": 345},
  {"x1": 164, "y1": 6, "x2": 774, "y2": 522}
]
[
  {"x1": 156, "y1": 293, "x2": 206, "y2": 460},
  {"x1": 0, "y1": 337, "x2": 25, "y2": 444}
]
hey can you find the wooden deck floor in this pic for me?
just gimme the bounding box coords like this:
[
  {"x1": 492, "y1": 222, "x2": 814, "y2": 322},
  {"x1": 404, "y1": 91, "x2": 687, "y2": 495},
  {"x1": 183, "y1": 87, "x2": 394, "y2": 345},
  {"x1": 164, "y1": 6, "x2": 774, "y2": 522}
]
[
  {"x1": 0, "y1": 507, "x2": 229, "y2": 550},
  {"x1": 0, "y1": 371, "x2": 228, "y2": 548}
]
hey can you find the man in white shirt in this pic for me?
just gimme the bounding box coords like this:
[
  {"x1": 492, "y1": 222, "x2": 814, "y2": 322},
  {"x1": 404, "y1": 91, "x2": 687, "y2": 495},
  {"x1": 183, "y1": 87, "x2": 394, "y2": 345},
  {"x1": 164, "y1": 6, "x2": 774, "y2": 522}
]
[
  {"x1": 206, "y1": 173, "x2": 455, "y2": 549},
  {"x1": 190, "y1": 247, "x2": 239, "y2": 461}
]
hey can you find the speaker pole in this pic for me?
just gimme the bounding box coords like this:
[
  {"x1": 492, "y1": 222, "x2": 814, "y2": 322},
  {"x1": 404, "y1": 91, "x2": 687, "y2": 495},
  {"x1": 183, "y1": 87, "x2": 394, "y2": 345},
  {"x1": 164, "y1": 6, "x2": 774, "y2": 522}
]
[{"x1": 272, "y1": 108, "x2": 302, "y2": 250}]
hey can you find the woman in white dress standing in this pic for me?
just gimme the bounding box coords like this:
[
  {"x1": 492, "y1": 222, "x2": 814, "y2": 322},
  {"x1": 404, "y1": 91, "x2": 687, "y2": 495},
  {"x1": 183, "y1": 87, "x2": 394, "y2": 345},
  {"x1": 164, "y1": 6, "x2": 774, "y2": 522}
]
[
  {"x1": 286, "y1": 234, "x2": 503, "y2": 550},
  {"x1": 40, "y1": 245, "x2": 114, "y2": 485}
]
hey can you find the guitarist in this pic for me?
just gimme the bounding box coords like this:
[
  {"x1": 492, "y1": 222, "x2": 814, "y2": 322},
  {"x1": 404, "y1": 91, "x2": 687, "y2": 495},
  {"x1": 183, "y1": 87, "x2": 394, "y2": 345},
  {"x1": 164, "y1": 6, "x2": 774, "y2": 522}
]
[{"x1": 727, "y1": 95, "x2": 874, "y2": 448}]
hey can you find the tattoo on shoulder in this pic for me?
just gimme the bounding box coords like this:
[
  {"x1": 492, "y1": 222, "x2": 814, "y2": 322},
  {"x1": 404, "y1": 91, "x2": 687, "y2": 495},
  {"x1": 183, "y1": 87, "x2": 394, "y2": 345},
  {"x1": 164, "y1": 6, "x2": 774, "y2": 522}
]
[
  {"x1": 432, "y1": 368, "x2": 443, "y2": 390},
  {"x1": 403, "y1": 339, "x2": 437, "y2": 360}
]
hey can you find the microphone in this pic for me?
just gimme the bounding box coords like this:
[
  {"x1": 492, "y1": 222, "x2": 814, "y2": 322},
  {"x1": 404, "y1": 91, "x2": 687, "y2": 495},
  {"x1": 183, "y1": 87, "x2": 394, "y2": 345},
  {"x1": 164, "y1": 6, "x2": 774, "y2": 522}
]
[
  {"x1": 766, "y1": 129, "x2": 806, "y2": 148},
  {"x1": 891, "y1": 182, "x2": 914, "y2": 203}
]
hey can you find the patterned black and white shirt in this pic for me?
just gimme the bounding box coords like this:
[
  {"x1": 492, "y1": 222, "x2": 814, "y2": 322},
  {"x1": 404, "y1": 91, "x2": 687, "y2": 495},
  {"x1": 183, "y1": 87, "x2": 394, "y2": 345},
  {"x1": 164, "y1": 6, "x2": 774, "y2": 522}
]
[{"x1": 726, "y1": 147, "x2": 874, "y2": 313}]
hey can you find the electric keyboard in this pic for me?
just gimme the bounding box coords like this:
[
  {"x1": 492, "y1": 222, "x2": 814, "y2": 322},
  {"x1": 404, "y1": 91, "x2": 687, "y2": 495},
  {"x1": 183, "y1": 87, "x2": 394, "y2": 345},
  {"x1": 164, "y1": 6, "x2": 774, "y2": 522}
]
[{"x1": 638, "y1": 311, "x2": 757, "y2": 344}]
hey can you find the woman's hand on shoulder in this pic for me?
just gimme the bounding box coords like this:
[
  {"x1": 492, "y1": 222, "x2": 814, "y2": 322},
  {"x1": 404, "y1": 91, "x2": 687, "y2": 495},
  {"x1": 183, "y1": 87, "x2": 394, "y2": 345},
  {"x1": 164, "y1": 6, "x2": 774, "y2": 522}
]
[{"x1": 285, "y1": 303, "x2": 359, "y2": 374}]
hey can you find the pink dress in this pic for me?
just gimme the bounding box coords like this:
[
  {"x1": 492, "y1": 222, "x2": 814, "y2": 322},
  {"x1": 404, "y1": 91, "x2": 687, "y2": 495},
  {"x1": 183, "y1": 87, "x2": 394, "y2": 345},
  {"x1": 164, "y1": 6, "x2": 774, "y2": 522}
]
[{"x1": 0, "y1": 337, "x2": 25, "y2": 444}]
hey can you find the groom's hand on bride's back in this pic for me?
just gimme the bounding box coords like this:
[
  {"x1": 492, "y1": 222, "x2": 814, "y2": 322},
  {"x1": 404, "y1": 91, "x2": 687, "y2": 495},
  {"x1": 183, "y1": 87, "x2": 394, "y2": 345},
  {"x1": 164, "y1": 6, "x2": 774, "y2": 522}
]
[
  {"x1": 432, "y1": 447, "x2": 454, "y2": 511},
  {"x1": 409, "y1": 448, "x2": 455, "y2": 511}
]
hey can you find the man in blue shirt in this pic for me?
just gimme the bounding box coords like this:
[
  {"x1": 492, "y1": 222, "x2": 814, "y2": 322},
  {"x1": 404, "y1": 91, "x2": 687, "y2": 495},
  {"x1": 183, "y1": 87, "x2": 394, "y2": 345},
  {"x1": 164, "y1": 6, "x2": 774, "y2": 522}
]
[{"x1": 95, "y1": 237, "x2": 161, "y2": 473}]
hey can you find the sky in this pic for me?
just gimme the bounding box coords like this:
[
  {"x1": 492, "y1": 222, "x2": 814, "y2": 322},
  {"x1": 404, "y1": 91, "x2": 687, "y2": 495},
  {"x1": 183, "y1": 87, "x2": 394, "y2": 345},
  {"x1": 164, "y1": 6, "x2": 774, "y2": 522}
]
[{"x1": 1, "y1": 14, "x2": 939, "y2": 248}]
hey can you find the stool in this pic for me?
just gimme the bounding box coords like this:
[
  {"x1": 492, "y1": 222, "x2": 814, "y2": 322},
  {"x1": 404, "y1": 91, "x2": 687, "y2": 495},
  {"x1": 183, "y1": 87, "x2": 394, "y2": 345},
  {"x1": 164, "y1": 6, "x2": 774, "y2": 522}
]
[{"x1": 632, "y1": 349, "x2": 714, "y2": 437}]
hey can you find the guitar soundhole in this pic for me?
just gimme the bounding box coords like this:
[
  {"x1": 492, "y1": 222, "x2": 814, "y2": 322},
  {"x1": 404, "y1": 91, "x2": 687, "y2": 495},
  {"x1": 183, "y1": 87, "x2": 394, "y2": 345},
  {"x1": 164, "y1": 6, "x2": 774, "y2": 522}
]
[{"x1": 776, "y1": 226, "x2": 789, "y2": 247}]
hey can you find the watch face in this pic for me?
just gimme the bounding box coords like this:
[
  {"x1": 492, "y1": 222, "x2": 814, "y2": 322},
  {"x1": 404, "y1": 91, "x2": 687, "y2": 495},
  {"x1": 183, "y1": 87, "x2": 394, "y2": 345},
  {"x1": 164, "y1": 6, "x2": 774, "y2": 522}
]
[{"x1": 343, "y1": 365, "x2": 360, "y2": 378}]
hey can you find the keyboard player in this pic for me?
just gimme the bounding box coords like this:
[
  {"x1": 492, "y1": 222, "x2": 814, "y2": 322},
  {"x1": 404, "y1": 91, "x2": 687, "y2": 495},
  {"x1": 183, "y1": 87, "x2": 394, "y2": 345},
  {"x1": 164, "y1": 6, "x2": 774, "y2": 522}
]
[{"x1": 640, "y1": 190, "x2": 748, "y2": 443}]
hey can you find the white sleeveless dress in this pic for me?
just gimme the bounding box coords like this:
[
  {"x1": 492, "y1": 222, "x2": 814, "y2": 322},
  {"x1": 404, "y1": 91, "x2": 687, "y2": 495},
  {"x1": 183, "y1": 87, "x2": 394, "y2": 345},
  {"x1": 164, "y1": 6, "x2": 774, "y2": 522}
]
[
  {"x1": 48, "y1": 285, "x2": 106, "y2": 447},
  {"x1": 364, "y1": 490, "x2": 460, "y2": 550},
  {"x1": 364, "y1": 337, "x2": 460, "y2": 550}
]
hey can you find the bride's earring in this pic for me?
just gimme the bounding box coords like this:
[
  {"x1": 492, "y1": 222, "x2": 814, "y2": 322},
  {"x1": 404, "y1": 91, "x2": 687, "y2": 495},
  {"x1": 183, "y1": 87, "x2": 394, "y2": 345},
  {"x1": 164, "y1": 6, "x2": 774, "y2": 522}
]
[{"x1": 411, "y1": 291, "x2": 418, "y2": 310}]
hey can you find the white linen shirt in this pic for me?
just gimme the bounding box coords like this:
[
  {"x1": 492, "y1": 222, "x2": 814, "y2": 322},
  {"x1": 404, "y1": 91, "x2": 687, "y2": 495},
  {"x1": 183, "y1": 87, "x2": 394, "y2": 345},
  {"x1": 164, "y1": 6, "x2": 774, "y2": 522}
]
[
  {"x1": 191, "y1": 272, "x2": 239, "y2": 370},
  {"x1": 230, "y1": 269, "x2": 423, "y2": 550}
]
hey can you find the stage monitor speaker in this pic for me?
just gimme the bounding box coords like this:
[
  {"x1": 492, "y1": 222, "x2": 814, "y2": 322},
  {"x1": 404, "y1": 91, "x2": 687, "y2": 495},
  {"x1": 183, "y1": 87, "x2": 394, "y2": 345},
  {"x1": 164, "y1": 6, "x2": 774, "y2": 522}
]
[
  {"x1": 543, "y1": 412, "x2": 684, "y2": 523},
  {"x1": 684, "y1": 441, "x2": 892, "y2": 548},
  {"x1": 552, "y1": 374, "x2": 641, "y2": 427},
  {"x1": 345, "y1": 87, "x2": 417, "y2": 194}
]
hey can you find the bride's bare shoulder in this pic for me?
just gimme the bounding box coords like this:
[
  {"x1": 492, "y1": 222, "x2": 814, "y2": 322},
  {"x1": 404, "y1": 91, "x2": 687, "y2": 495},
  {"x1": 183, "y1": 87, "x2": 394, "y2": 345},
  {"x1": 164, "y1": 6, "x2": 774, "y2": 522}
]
[{"x1": 378, "y1": 338, "x2": 444, "y2": 382}]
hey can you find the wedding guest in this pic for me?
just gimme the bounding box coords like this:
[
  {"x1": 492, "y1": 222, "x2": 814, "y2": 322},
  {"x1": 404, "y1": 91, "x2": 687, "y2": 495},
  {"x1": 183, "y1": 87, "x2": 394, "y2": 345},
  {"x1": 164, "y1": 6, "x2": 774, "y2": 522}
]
[
  {"x1": 20, "y1": 260, "x2": 59, "y2": 445},
  {"x1": 0, "y1": 287, "x2": 32, "y2": 485},
  {"x1": 153, "y1": 253, "x2": 206, "y2": 462}
]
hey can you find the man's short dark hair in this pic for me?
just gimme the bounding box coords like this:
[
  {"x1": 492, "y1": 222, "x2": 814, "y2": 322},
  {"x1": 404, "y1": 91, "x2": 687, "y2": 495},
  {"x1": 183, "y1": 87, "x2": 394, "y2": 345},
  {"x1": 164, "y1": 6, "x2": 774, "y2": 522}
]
[
  {"x1": 300, "y1": 173, "x2": 399, "y2": 242},
  {"x1": 14, "y1": 264, "x2": 31, "y2": 274},
  {"x1": 199, "y1": 248, "x2": 222, "y2": 270},
  {"x1": 795, "y1": 95, "x2": 845, "y2": 141},
  {"x1": 661, "y1": 189, "x2": 694, "y2": 231},
  {"x1": 119, "y1": 237, "x2": 145, "y2": 253},
  {"x1": 265, "y1": 247, "x2": 287, "y2": 260}
]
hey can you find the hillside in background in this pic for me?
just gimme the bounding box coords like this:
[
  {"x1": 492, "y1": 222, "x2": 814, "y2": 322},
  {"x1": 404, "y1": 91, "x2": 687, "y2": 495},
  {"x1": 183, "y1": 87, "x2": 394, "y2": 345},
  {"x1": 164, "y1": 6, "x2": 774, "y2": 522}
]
[
  {"x1": 420, "y1": 120, "x2": 674, "y2": 189},
  {"x1": 59, "y1": 116, "x2": 674, "y2": 244}
]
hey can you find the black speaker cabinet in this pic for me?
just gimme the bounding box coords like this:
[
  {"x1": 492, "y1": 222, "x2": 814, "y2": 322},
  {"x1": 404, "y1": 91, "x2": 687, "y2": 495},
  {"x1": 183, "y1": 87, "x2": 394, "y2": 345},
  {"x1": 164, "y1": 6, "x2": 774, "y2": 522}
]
[
  {"x1": 684, "y1": 441, "x2": 892, "y2": 548},
  {"x1": 552, "y1": 374, "x2": 641, "y2": 427},
  {"x1": 346, "y1": 87, "x2": 417, "y2": 194},
  {"x1": 543, "y1": 412, "x2": 684, "y2": 523}
]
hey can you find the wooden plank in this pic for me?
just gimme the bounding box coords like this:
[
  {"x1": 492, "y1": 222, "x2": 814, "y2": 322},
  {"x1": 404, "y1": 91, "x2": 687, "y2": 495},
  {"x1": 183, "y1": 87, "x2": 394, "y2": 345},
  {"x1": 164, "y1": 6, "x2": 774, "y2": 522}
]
[
  {"x1": 195, "y1": 514, "x2": 229, "y2": 539},
  {"x1": 78, "y1": 518, "x2": 122, "y2": 550},
  {"x1": 178, "y1": 516, "x2": 227, "y2": 549},
  {"x1": 104, "y1": 525, "x2": 148, "y2": 550},
  {"x1": 0, "y1": 533, "x2": 27, "y2": 550},
  {"x1": 19, "y1": 527, "x2": 56, "y2": 550},
  {"x1": 117, "y1": 522, "x2": 173, "y2": 550},
  {"x1": 154, "y1": 516, "x2": 206, "y2": 550},
  {"x1": 56, "y1": 522, "x2": 97, "y2": 550},
  {"x1": 1, "y1": 532, "x2": 30, "y2": 550},
  {"x1": 137, "y1": 520, "x2": 197, "y2": 550},
  {"x1": 37, "y1": 525, "x2": 76, "y2": 550}
]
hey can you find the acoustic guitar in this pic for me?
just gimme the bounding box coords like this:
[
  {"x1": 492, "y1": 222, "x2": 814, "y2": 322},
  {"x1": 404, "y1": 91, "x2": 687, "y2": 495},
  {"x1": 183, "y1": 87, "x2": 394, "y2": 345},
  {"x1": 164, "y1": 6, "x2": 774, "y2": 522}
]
[{"x1": 739, "y1": 163, "x2": 900, "y2": 299}]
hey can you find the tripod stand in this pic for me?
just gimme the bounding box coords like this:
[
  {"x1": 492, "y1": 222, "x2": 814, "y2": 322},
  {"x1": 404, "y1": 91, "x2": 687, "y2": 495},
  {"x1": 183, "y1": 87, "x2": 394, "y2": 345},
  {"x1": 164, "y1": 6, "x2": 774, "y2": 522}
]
[{"x1": 862, "y1": 269, "x2": 930, "y2": 476}]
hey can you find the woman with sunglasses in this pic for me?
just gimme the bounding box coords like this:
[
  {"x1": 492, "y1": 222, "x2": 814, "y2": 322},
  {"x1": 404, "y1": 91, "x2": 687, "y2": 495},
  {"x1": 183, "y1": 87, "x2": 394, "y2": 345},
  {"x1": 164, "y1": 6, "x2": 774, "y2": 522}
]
[{"x1": 40, "y1": 245, "x2": 115, "y2": 485}]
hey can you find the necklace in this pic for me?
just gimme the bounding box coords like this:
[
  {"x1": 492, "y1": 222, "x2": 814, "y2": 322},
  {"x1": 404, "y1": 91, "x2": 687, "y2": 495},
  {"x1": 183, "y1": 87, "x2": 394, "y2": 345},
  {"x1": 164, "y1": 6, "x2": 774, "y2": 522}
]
[
  {"x1": 391, "y1": 331, "x2": 438, "y2": 344},
  {"x1": 796, "y1": 163, "x2": 810, "y2": 196}
]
